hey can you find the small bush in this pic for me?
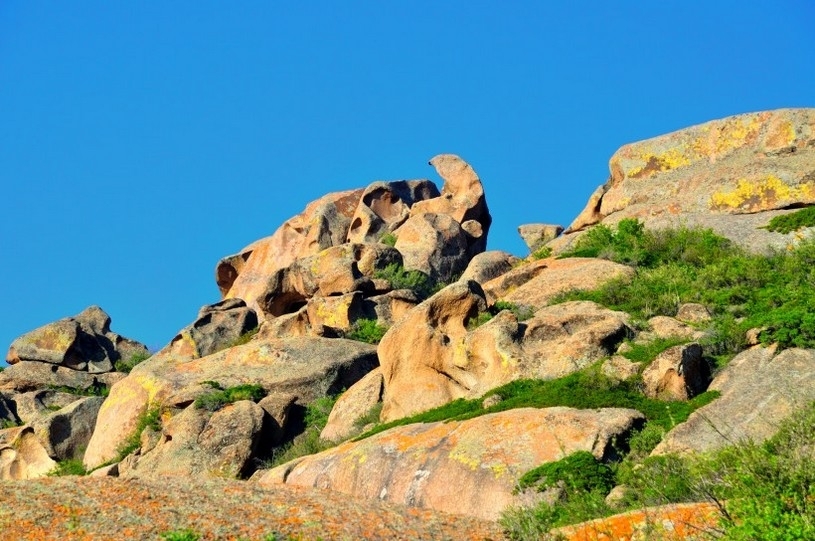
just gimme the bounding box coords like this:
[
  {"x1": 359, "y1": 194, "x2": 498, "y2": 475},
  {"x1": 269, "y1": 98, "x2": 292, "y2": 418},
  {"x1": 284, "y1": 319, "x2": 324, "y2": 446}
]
[
  {"x1": 379, "y1": 232, "x2": 397, "y2": 247},
  {"x1": 114, "y1": 351, "x2": 151, "y2": 373},
  {"x1": 115, "y1": 405, "x2": 162, "y2": 462},
  {"x1": 373, "y1": 263, "x2": 435, "y2": 299},
  {"x1": 49, "y1": 458, "x2": 88, "y2": 477},
  {"x1": 619, "y1": 336, "x2": 689, "y2": 364},
  {"x1": 160, "y1": 530, "x2": 201, "y2": 541},
  {"x1": 531, "y1": 246, "x2": 553, "y2": 260},
  {"x1": 517, "y1": 451, "x2": 615, "y2": 494},
  {"x1": 48, "y1": 383, "x2": 110, "y2": 398},
  {"x1": 345, "y1": 319, "x2": 389, "y2": 344},
  {"x1": 194, "y1": 383, "x2": 266, "y2": 412},
  {"x1": 1, "y1": 418, "x2": 22, "y2": 429},
  {"x1": 763, "y1": 206, "x2": 815, "y2": 234}
]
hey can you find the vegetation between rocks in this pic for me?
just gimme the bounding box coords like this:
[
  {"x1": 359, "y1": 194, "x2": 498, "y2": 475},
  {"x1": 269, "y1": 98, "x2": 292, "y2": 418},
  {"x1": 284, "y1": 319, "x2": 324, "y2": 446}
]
[
  {"x1": 49, "y1": 458, "x2": 88, "y2": 477},
  {"x1": 468, "y1": 300, "x2": 536, "y2": 329},
  {"x1": 344, "y1": 318, "x2": 389, "y2": 344},
  {"x1": 114, "y1": 351, "x2": 151, "y2": 373},
  {"x1": 114, "y1": 405, "x2": 163, "y2": 464},
  {"x1": 194, "y1": 382, "x2": 267, "y2": 412},
  {"x1": 373, "y1": 262, "x2": 444, "y2": 299},
  {"x1": 265, "y1": 393, "x2": 340, "y2": 468},
  {"x1": 762, "y1": 206, "x2": 815, "y2": 234}
]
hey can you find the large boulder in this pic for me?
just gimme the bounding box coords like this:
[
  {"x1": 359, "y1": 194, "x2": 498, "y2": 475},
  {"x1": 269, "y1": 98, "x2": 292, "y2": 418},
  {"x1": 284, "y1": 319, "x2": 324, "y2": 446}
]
[
  {"x1": 84, "y1": 336, "x2": 378, "y2": 470},
  {"x1": 346, "y1": 180, "x2": 440, "y2": 244},
  {"x1": 640, "y1": 343, "x2": 710, "y2": 401},
  {"x1": 653, "y1": 347, "x2": 815, "y2": 455},
  {"x1": 459, "y1": 250, "x2": 521, "y2": 285},
  {"x1": 320, "y1": 368, "x2": 383, "y2": 443},
  {"x1": 517, "y1": 223, "x2": 563, "y2": 252},
  {"x1": 216, "y1": 189, "x2": 365, "y2": 314},
  {"x1": 170, "y1": 299, "x2": 258, "y2": 360},
  {"x1": 31, "y1": 396, "x2": 104, "y2": 461},
  {"x1": 0, "y1": 426, "x2": 57, "y2": 480},
  {"x1": 0, "y1": 361, "x2": 124, "y2": 394},
  {"x1": 378, "y1": 280, "x2": 632, "y2": 422},
  {"x1": 258, "y1": 407, "x2": 644, "y2": 520},
  {"x1": 5, "y1": 306, "x2": 148, "y2": 373},
  {"x1": 393, "y1": 213, "x2": 470, "y2": 283},
  {"x1": 554, "y1": 108, "x2": 815, "y2": 254}
]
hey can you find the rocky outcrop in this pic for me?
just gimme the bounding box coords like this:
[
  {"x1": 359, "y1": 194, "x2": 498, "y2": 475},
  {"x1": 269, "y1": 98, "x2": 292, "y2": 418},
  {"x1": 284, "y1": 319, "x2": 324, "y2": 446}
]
[
  {"x1": 259, "y1": 407, "x2": 643, "y2": 520},
  {"x1": 170, "y1": 299, "x2": 258, "y2": 360},
  {"x1": 378, "y1": 279, "x2": 632, "y2": 421},
  {"x1": 483, "y1": 257, "x2": 635, "y2": 308},
  {"x1": 459, "y1": 250, "x2": 520, "y2": 285},
  {"x1": 653, "y1": 347, "x2": 815, "y2": 455},
  {"x1": 84, "y1": 335, "x2": 378, "y2": 470},
  {"x1": 0, "y1": 425, "x2": 57, "y2": 480},
  {"x1": 346, "y1": 180, "x2": 440, "y2": 244},
  {"x1": 554, "y1": 108, "x2": 815, "y2": 254},
  {"x1": 6, "y1": 306, "x2": 148, "y2": 373},
  {"x1": 320, "y1": 368, "x2": 383, "y2": 442},
  {"x1": 0, "y1": 361, "x2": 124, "y2": 394},
  {"x1": 393, "y1": 213, "x2": 470, "y2": 283},
  {"x1": 641, "y1": 343, "x2": 710, "y2": 401},
  {"x1": 518, "y1": 224, "x2": 563, "y2": 252},
  {"x1": 31, "y1": 396, "x2": 104, "y2": 461}
]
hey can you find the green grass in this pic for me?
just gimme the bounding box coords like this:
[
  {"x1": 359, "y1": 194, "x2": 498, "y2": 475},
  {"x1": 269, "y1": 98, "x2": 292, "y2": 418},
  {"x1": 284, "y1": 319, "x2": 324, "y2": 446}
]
[
  {"x1": 379, "y1": 232, "x2": 397, "y2": 247},
  {"x1": 1, "y1": 418, "x2": 22, "y2": 429},
  {"x1": 373, "y1": 262, "x2": 437, "y2": 299},
  {"x1": 531, "y1": 246, "x2": 553, "y2": 260},
  {"x1": 47, "y1": 383, "x2": 110, "y2": 398},
  {"x1": 48, "y1": 458, "x2": 88, "y2": 476},
  {"x1": 619, "y1": 336, "x2": 690, "y2": 364},
  {"x1": 160, "y1": 530, "x2": 200, "y2": 541},
  {"x1": 114, "y1": 351, "x2": 151, "y2": 373},
  {"x1": 468, "y1": 300, "x2": 536, "y2": 329},
  {"x1": 762, "y1": 206, "x2": 815, "y2": 234},
  {"x1": 114, "y1": 405, "x2": 162, "y2": 462},
  {"x1": 345, "y1": 318, "x2": 389, "y2": 344},
  {"x1": 265, "y1": 394, "x2": 341, "y2": 468},
  {"x1": 194, "y1": 382, "x2": 267, "y2": 412},
  {"x1": 517, "y1": 451, "x2": 615, "y2": 494}
]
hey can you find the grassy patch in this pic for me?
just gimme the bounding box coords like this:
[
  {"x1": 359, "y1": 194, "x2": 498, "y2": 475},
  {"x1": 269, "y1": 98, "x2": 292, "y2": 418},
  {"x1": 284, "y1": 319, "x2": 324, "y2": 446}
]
[
  {"x1": 762, "y1": 206, "x2": 815, "y2": 234},
  {"x1": 160, "y1": 530, "x2": 200, "y2": 541},
  {"x1": 531, "y1": 246, "x2": 552, "y2": 260},
  {"x1": 619, "y1": 336, "x2": 689, "y2": 364},
  {"x1": 114, "y1": 351, "x2": 151, "y2": 373},
  {"x1": 48, "y1": 458, "x2": 88, "y2": 476},
  {"x1": 114, "y1": 405, "x2": 162, "y2": 462},
  {"x1": 517, "y1": 451, "x2": 615, "y2": 494},
  {"x1": 266, "y1": 394, "x2": 341, "y2": 468},
  {"x1": 224, "y1": 327, "x2": 260, "y2": 349},
  {"x1": 194, "y1": 382, "x2": 267, "y2": 412},
  {"x1": 373, "y1": 263, "x2": 437, "y2": 299},
  {"x1": 379, "y1": 232, "x2": 397, "y2": 247},
  {"x1": 468, "y1": 300, "x2": 536, "y2": 329},
  {"x1": 345, "y1": 318, "x2": 389, "y2": 344},
  {"x1": 1, "y1": 418, "x2": 22, "y2": 429},
  {"x1": 48, "y1": 383, "x2": 110, "y2": 398}
]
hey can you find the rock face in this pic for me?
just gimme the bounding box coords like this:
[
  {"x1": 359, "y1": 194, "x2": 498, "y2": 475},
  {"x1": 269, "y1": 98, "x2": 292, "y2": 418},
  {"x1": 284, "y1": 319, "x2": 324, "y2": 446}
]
[
  {"x1": 518, "y1": 224, "x2": 563, "y2": 252},
  {"x1": 320, "y1": 368, "x2": 383, "y2": 442},
  {"x1": 641, "y1": 343, "x2": 710, "y2": 401},
  {"x1": 553, "y1": 108, "x2": 815, "y2": 254},
  {"x1": 0, "y1": 426, "x2": 57, "y2": 480},
  {"x1": 259, "y1": 407, "x2": 643, "y2": 520},
  {"x1": 6, "y1": 306, "x2": 148, "y2": 373},
  {"x1": 346, "y1": 180, "x2": 440, "y2": 244},
  {"x1": 653, "y1": 347, "x2": 815, "y2": 455},
  {"x1": 378, "y1": 279, "x2": 632, "y2": 422},
  {"x1": 31, "y1": 396, "x2": 104, "y2": 461},
  {"x1": 84, "y1": 335, "x2": 378, "y2": 470},
  {"x1": 171, "y1": 299, "x2": 258, "y2": 359}
]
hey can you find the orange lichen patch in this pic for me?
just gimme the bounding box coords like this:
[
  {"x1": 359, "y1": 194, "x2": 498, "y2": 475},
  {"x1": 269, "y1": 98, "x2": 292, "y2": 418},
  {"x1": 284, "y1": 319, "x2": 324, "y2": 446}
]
[
  {"x1": 555, "y1": 502, "x2": 721, "y2": 541},
  {"x1": 709, "y1": 175, "x2": 815, "y2": 212}
]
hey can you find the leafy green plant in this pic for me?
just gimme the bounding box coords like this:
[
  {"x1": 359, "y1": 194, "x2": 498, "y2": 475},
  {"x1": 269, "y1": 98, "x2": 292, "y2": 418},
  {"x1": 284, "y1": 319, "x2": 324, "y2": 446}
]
[
  {"x1": 373, "y1": 263, "x2": 436, "y2": 299},
  {"x1": 532, "y1": 246, "x2": 553, "y2": 260},
  {"x1": 345, "y1": 318, "x2": 389, "y2": 344},
  {"x1": 48, "y1": 458, "x2": 88, "y2": 476},
  {"x1": 517, "y1": 451, "x2": 615, "y2": 494},
  {"x1": 194, "y1": 382, "x2": 266, "y2": 412},
  {"x1": 114, "y1": 351, "x2": 151, "y2": 373},
  {"x1": 379, "y1": 232, "x2": 397, "y2": 247},
  {"x1": 47, "y1": 383, "x2": 110, "y2": 398},
  {"x1": 619, "y1": 336, "x2": 689, "y2": 364},
  {"x1": 762, "y1": 206, "x2": 815, "y2": 234}
]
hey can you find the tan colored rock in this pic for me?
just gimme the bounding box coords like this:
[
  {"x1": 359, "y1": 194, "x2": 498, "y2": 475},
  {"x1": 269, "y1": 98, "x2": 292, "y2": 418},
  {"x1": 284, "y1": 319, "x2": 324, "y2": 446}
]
[
  {"x1": 459, "y1": 251, "x2": 521, "y2": 285},
  {"x1": 216, "y1": 188, "x2": 365, "y2": 313},
  {"x1": 321, "y1": 368, "x2": 383, "y2": 443},
  {"x1": 0, "y1": 361, "x2": 124, "y2": 394},
  {"x1": 676, "y1": 303, "x2": 712, "y2": 324},
  {"x1": 258, "y1": 408, "x2": 643, "y2": 520},
  {"x1": 559, "y1": 108, "x2": 815, "y2": 253},
  {"x1": 306, "y1": 292, "x2": 364, "y2": 334},
  {"x1": 346, "y1": 180, "x2": 440, "y2": 244},
  {"x1": 647, "y1": 316, "x2": 706, "y2": 341},
  {"x1": 602, "y1": 355, "x2": 640, "y2": 382},
  {"x1": 393, "y1": 213, "x2": 470, "y2": 283},
  {"x1": 654, "y1": 347, "x2": 815, "y2": 455},
  {"x1": 257, "y1": 393, "x2": 298, "y2": 446},
  {"x1": 483, "y1": 257, "x2": 634, "y2": 309},
  {"x1": 31, "y1": 396, "x2": 104, "y2": 461},
  {"x1": 84, "y1": 336, "x2": 378, "y2": 469},
  {"x1": 0, "y1": 426, "x2": 57, "y2": 480},
  {"x1": 378, "y1": 277, "x2": 631, "y2": 422},
  {"x1": 409, "y1": 154, "x2": 492, "y2": 255},
  {"x1": 258, "y1": 407, "x2": 644, "y2": 520},
  {"x1": 169, "y1": 299, "x2": 258, "y2": 360},
  {"x1": 517, "y1": 224, "x2": 564, "y2": 252},
  {"x1": 361, "y1": 290, "x2": 420, "y2": 327},
  {"x1": 641, "y1": 344, "x2": 710, "y2": 401}
]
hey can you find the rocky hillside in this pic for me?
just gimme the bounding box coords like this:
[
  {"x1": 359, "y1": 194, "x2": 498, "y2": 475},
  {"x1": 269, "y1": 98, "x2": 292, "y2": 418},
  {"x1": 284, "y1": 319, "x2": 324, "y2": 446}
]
[{"x1": 3, "y1": 109, "x2": 815, "y2": 540}]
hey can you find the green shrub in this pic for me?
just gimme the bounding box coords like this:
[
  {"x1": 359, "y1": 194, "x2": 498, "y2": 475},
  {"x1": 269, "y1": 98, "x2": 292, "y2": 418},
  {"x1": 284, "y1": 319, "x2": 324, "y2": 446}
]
[
  {"x1": 345, "y1": 319, "x2": 389, "y2": 344},
  {"x1": 194, "y1": 383, "x2": 266, "y2": 412},
  {"x1": 160, "y1": 530, "x2": 201, "y2": 541},
  {"x1": 1, "y1": 418, "x2": 22, "y2": 429},
  {"x1": 762, "y1": 206, "x2": 815, "y2": 234},
  {"x1": 48, "y1": 458, "x2": 88, "y2": 477},
  {"x1": 115, "y1": 405, "x2": 162, "y2": 462},
  {"x1": 626, "y1": 423, "x2": 666, "y2": 459},
  {"x1": 620, "y1": 336, "x2": 689, "y2": 364},
  {"x1": 373, "y1": 263, "x2": 435, "y2": 299},
  {"x1": 114, "y1": 351, "x2": 151, "y2": 373},
  {"x1": 379, "y1": 232, "x2": 398, "y2": 247},
  {"x1": 266, "y1": 394, "x2": 340, "y2": 468},
  {"x1": 48, "y1": 383, "x2": 110, "y2": 398},
  {"x1": 518, "y1": 451, "x2": 615, "y2": 494},
  {"x1": 531, "y1": 246, "x2": 553, "y2": 260}
]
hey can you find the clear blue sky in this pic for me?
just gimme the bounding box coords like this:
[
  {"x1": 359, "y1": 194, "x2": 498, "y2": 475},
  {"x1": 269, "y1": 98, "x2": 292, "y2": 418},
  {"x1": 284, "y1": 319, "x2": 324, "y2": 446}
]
[{"x1": 2, "y1": 2, "x2": 814, "y2": 359}]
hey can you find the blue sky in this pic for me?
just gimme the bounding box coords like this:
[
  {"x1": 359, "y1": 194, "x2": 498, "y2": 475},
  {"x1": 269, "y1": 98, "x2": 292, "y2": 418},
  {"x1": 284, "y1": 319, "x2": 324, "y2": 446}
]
[{"x1": 2, "y1": 2, "x2": 814, "y2": 360}]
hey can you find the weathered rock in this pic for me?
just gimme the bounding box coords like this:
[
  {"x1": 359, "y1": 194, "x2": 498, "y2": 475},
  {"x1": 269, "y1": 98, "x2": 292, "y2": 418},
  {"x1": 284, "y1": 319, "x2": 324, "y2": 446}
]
[
  {"x1": 216, "y1": 189, "x2": 365, "y2": 313},
  {"x1": 378, "y1": 278, "x2": 631, "y2": 422},
  {"x1": 557, "y1": 108, "x2": 815, "y2": 253},
  {"x1": 346, "y1": 180, "x2": 440, "y2": 244},
  {"x1": 554, "y1": 502, "x2": 721, "y2": 541},
  {"x1": 123, "y1": 400, "x2": 265, "y2": 479},
  {"x1": 0, "y1": 361, "x2": 124, "y2": 394},
  {"x1": 676, "y1": 303, "x2": 712, "y2": 324},
  {"x1": 646, "y1": 316, "x2": 706, "y2": 341},
  {"x1": 517, "y1": 224, "x2": 563, "y2": 252},
  {"x1": 306, "y1": 292, "x2": 364, "y2": 334},
  {"x1": 6, "y1": 306, "x2": 148, "y2": 373},
  {"x1": 7, "y1": 390, "x2": 79, "y2": 424},
  {"x1": 31, "y1": 396, "x2": 104, "y2": 460},
  {"x1": 409, "y1": 154, "x2": 492, "y2": 256},
  {"x1": 653, "y1": 347, "x2": 815, "y2": 455},
  {"x1": 394, "y1": 213, "x2": 470, "y2": 283},
  {"x1": 361, "y1": 290, "x2": 420, "y2": 327},
  {"x1": 0, "y1": 394, "x2": 19, "y2": 425},
  {"x1": 258, "y1": 407, "x2": 644, "y2": 520},
  {"x1": 84, "y1": 337, "x2": 378, "y2": 469},
  {"x1": 483, "y1": 257, "x2": 635, "y2": 309},
  {"x1": 321, "y1": 368, "x2": 383, "y2": 442},
  {"x1": 459, "y1": 250, "x2": 521, "y2": 285},
  {"x1": 168, "y1": 299, "x2": 258, "y2": 360},
  {"x1": 257, "y1": 244, "x2": 401, "y2": 319},
  {"x1": 0, "y1": 426, "x2": 57, "y2": 480},
  {"x1": 641, "y1": 344, "x2": 710, "y2": 401},
  {"x1": 257, "y1": 393, "x2": 298, "y2": 446},
  {"x1": 602, "y1": 355, "x2": 640, "y2": 382}
]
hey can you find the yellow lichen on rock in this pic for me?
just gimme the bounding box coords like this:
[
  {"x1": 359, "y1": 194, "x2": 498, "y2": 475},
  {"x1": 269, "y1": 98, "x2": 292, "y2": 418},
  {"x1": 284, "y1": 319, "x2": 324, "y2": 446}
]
[
  {"x1": 709, "y1": 174, "x2": 815, "y2": 212},
  {"x1": 626, "y1": 146, "x2": 692, "y2": 178}
]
